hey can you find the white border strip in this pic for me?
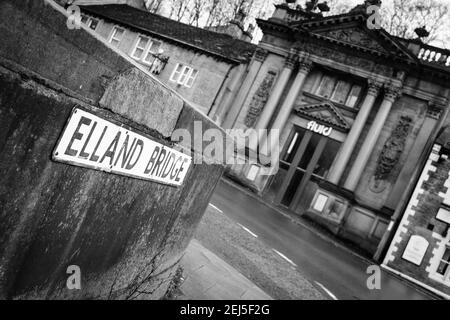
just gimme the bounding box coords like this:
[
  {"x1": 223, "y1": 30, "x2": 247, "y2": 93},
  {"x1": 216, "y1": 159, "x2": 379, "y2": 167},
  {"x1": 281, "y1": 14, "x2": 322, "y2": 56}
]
[
  {"x1": 273, "y1": 249, "x2": 297, "y2": 267},
  {"x1": 237, "y1": 223, "x2": 258, "y2": 238},
  {"x1": 208, "y1": 203, "x2": 223, "y2": 213},
  {"x1": 315, "y1": 281, "x2": 338, "y2": 300}
]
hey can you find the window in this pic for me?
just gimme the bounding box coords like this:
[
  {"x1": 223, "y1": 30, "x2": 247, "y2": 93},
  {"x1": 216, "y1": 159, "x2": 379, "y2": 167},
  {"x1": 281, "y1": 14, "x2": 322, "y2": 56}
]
[
  {"x1": 283, "y1": 129, "x2": 306, "y2": 164},
  {"x1": 437, "y1": 247, "x2": 450, "y2": 276},
  {"x1": 81, "y1": 15, "x2": 99, "y2": 30},
  {"x1": 148, "y1": 40, "x2": 162, "y2": 54},
  {"x1": 179, "y1": 67, "x2": 191, "y2": 84},
  {"x1": 81, "y1": 15, "x2": 89, "y2": 25},
  {"x1": 88, "y1": 18, "x2": 99, "y2": 30},
  {"x1": 346, "y1": 85, "x2": 362, "y2": 108},
  {"x1": 170, "y1": 64, "x2": 184, "y2": 82},
  {"x1": 317, "y1": 75, "x2": 335, "y2": 99},
  {"x1": 132, "y1": 36, "x2": 164, "y2": 63},
  {"x1": 315, "y1": 74, "x2": 363, "y2": 108},
  {"x1": 132, "y1": 36, "x2": 149, "y2": 60},
  {"x1": 185, "y1": 69, "x2": 198, "y2": 88},
  {"x1": 170, "y1": 64, "x2": 199, "y2": 87},
  {"x1": 109, "y1": 27, "x2": 125, "y2": 47},
  {"x1": 144, "y1": 40, "x2": 162, "y2": 64},
  {"x1": 331, "y1": 81, "x2": 352, "y2": 105}
]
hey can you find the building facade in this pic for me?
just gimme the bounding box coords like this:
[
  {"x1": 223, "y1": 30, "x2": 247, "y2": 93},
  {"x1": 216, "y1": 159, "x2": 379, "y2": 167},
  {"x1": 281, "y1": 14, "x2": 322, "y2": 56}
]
[
  {"x1": 383, "y1": 127, "x2": 450, "y2": 298},
  {"x1": 224, "y1": 2, "x2": 450, "y2": 260},
  {"x1": 73, "y1": 1, "x2": 256, "y2": 118}
]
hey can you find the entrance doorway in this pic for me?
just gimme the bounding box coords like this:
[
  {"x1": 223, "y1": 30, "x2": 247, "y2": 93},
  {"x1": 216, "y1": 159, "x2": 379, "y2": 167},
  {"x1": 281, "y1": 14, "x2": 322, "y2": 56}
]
[{"x1": 275, "y1": 126, "x2": 341, "y2": 212}]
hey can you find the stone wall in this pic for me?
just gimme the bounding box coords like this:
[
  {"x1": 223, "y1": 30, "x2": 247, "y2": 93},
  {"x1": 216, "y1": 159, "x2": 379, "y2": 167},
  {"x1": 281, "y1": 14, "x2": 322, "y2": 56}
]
[
  {"x1": 384, "y1": 127, "x2": 450, "y2": 297},
  {"x1": 0, "y1": 0, "x2": 225, "y2": 299}
]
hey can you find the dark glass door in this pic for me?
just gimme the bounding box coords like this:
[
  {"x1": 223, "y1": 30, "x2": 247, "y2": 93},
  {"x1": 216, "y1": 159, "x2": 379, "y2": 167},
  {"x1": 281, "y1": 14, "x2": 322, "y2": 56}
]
[{"x1": 276, "y1": 126, "x2": 341, "y2": 212}]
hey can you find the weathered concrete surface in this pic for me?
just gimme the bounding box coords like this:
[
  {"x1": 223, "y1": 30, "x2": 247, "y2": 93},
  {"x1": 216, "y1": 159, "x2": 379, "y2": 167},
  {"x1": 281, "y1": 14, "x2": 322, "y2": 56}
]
[
  {"x1": 99, "y1": 68, "x2": 183, "y2": 138},
  {"x1": 0, "y1": 0, "x2": 226, "y2": 299}
]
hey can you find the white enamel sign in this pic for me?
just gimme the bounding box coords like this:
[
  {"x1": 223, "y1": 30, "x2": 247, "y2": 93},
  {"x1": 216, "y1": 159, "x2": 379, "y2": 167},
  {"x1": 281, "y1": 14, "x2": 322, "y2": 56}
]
[
  {"x1": 53, "y1": 108, "x2": 191, "y2": 187},
  {"x1": 402, "y1": 235, "x2": 429, "y2": 266}
]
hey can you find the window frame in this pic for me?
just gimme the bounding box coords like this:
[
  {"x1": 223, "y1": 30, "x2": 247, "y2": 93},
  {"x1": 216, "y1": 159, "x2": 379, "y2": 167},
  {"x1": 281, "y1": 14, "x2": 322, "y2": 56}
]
[
  {"x1": 170, "y1": 63, "x2": 198, "y2": 87},
  {"x1": 80, "y1": 15, "x2": 99, "y2": 30},
  {"x1": 345, "y1": 84, "x2": 363, "y2": 108},
  {"x1": 436, "y1": 246, "x2": 450, "y2": 279},
  {"x1": 131, "y1": 35, "x2": 150, "y2": 60},
  {"x1": 185, "y1": 69, "x2": 198, "y2": 88},
  {"x1": 315, "y1": 73, "x2": 363, "y2": 109},
  {"x1": 87, "y1": 18, "x2": 99, "y2": 30},
  {"x1": 170, "y1": 63, "x2": 184, "y2": 82},
  {"x1": 143, "y1": 40, "x2": 162, "y2": 64},
  {"x1": 109, "y1": 26, "x2": 125, "y2": 47}
]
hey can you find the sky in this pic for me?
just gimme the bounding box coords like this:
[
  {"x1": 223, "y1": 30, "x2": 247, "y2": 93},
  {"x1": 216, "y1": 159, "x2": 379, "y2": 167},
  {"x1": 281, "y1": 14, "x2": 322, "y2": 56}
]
[
  {"x1": 256, "y1": 0, "x2": 450, "y2": 48},
  {"x1": 154, "y1": 0, "x2": 450, "y2": 48}
]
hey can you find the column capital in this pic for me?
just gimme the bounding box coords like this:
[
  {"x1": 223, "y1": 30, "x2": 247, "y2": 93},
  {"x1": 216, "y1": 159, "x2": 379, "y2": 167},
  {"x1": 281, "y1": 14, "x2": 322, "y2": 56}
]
[
  {"x1": 383, "y1": 83, "x2": 402, "y2": 103},
  {"x1": 298, "y1": 57, "x2": 313, "y2": 74},
  {"x1": 284, "y1": 54, "x2": 298, "y2": 70},
  {"x1": 367, "y1": 79, "x2": 383, "y2": 96},
  {"x1": 254, "y1": 48, "x2": 268, "y2": 62}
]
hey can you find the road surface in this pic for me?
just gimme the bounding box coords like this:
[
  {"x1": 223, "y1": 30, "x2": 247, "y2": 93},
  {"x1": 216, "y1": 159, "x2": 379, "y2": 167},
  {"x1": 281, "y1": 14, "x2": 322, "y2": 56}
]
[{"x1": 206, "y1": 179, "x2": 435, "y2": 300}]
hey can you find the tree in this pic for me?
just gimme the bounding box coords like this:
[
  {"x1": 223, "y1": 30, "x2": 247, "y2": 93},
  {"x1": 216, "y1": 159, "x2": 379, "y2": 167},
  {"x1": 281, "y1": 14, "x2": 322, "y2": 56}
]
[
  {"x1": 144, "y1": 0, "x2": 164, "y2": 14},
  {"x1": 295, "y1": 0, "x2": 450, "y2": 47},
  {"x1": 188, "y1": 0, "x2": 208, "y2": 26},
  {"x1": 380, "y1": 0, "x2": 450, "y2": 47},
  {"x1": 204, "y1": 0, "x2": 226, "y2": 27},
  {"x1": 169, "y1": 0, "x2": 191, "y2": 22}
]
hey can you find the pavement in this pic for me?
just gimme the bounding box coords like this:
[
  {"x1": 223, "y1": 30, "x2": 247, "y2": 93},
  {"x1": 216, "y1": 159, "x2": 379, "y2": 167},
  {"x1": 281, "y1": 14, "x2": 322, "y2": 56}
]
[{"x1": 179, "y1": 239, "x2": 272, "y2": 300}]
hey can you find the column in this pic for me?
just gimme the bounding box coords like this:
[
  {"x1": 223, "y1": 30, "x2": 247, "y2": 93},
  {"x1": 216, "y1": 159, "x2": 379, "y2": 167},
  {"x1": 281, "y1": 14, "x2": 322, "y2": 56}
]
[
  {"x1": 213, "y1": 64, "x2": 246, "y2": 124},
  {"x1": 249, "y1": 53, "x2": 297, "y2": 150},
  {"x1": 328, "y1": 80, "x2": 383, "y2": 184},
  {"x1": 222, "y1": 48, "x2": 268, "y2": 129},
  {"x1": 385, "y1": 104, "x2": 443, "y2": 208},
  {"x1": 266, "y1": 56, "x2": 313, "y2": 153},
  {"x1": 344, "y1": 84, "x2": 402, "y2": 191}
]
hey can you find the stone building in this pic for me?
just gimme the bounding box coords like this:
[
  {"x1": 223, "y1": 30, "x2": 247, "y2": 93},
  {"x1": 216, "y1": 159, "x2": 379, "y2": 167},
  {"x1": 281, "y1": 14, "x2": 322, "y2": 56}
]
[
  {"x1": 223, "y1": 1, "x2": 450, "y2": 261},
  {"x1": 383, "y1": 127, "x2": 450, "y2": 298},
  {"x1": 72, "y1": 0, "x2": 256, "y2": 117}
]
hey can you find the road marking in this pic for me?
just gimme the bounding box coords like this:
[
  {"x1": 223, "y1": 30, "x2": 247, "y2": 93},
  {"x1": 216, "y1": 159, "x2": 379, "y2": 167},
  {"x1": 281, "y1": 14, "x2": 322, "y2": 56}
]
[
  {"x1": 273, "y1": 249, "x2": 297, "y2": 267},
  {"x1": 315, "y1": 281, "x2": 338, "y2": 300},
  {"x1": 208, "y1": 203, "x2": 223, "y2": 213},
  {"x1": 237, "y1": 223, "x2": 258, "y2": 238}
]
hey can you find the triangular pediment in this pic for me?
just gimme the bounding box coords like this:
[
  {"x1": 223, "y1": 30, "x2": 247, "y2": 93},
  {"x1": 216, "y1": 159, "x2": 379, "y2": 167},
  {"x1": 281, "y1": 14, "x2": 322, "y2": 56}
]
[
  {"x1": 291, "y1": 15, "x2": 418, "y2": 63},
  {"x1": 314, "y1": 26, "x2": 389, "y2": 54},
  {"x1": 294, "y1": 102, "x2": 350, "y2": 131}
]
